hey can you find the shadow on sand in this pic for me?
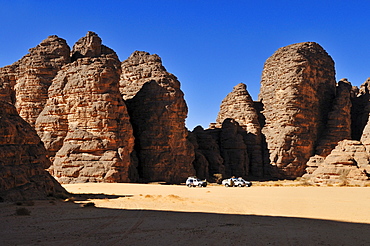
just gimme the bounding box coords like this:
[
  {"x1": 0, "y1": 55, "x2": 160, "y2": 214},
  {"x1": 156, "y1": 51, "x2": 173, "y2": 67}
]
[{"x1": 1, "y1": 194, "x2": 369, "y2": 246}]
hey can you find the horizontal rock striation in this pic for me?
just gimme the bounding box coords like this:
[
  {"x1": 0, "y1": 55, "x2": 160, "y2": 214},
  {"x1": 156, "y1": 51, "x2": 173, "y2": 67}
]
[
  {"x1": 303, "y1": 140, "x2": 370, "y2": 186},
  {"x1": 0, "y1": 101, "x2": 66, "y2": 201},
  {"x1": 0, "y1": 35, "x2": 70, "y2": 126},
  {"x1": 259, "y1": 42, "x2": 337, "y2": 179},
  {"x1": 120, "y1": 51, "x2": 195, "y2": 183}
]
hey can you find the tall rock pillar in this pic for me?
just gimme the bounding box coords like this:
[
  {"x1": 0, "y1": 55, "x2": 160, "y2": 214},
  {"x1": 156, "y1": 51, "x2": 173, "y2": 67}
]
[
  {"x1": 120, "y1": 51, "x2": 195, "y2": 183},
  {"x1": 259, "y1": 42, "x2": 336, "y2": 178},
  {"x1": 36, "y1": 32, "x2": 137, "y2": 183}
]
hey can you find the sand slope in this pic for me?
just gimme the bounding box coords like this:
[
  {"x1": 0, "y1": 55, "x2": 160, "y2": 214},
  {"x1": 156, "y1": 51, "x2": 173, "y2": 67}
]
[{"x1": 1, "y1": 183, "x2": 370, "y2": 245}]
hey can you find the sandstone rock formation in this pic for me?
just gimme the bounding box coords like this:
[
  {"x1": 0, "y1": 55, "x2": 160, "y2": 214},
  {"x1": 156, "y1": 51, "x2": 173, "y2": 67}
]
[
  {"x1": 303, "y1": 140, "x2": 370, "y2": 186},
  {"x1": 188, "y1": 126, "x2": 225, "y2": 180},
  {"x1": 191, "y1": 119, "x2": 251, "y2": 180},
  {"x1": 215, "y1": 83, "x2": 263, "y2": 176},
  {"x1": 0, "y1": 35, "x2": 70, "y2": 127},
  {"x1": 351, "y1": 79, "x2": 370, "y2": 140},
  {"x1": 36, "y1": 32, "x2": 137, "y2": 183},
  {"x1": 0, "y1": 101, "x2": 66, "y2": 201},
  {"x1": 315, "y1": 79, "x2": 352, "y2": 156},
  {"x1": 259, "y1": 42, "x2": 337, "y2": 179},
  {"x1": 219, "y1": 119, "x2": 249, "y2": 177},
  {"x1": 120, "y1": 51, "x2": 195, "y2": 183}
]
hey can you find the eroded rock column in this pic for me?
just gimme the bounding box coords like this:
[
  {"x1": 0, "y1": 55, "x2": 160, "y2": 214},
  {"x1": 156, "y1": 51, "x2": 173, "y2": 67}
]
[
  {"x1": 259, "y1": 42, "x2": 336, "y2": 178},
  {"x1": 120, "y1": 51, "x2": 195, "y2": 183}
]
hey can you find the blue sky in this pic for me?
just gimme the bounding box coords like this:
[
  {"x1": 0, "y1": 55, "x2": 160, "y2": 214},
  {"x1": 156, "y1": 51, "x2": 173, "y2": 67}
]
[{"x1": 1, "y1": 0, "x2": 370, "y2": 130}]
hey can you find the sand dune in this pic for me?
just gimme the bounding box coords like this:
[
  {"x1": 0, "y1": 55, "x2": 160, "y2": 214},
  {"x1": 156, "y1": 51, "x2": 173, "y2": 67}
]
[{"x1": 1, "y1": 183, "x2": 370, "y2": 245}]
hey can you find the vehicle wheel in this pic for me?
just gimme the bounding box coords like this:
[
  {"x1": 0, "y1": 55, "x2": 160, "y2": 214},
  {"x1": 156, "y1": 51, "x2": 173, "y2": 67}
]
[
  {"x1": 225, "y1": 184, "x2": 229, "y2": 187},
  {"x1": 238, "y1": 184, "x2": 242, "y2": 187},
  {"x1": 198, "y1": 183, "x2": 203, "y2": 187},
  {"x1": 187, "y1": 184, "x2": 192, "y2": 187}
]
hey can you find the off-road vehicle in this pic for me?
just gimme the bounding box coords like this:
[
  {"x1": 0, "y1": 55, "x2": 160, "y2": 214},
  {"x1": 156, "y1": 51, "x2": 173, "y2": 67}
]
[{"x1": 186, "y1": 177, "x2": 207, "y2": 187}]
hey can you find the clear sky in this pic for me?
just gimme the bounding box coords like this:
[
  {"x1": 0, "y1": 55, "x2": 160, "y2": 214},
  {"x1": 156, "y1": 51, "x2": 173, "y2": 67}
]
[{"x1": 1, "y1": 0, "x2": 370, "y2": 130}]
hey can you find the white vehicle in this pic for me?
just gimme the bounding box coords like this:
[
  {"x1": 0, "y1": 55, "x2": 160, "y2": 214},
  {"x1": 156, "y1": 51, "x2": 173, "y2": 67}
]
[
  {"x1": 222, "y1": 177, "x2": 252, "y2": 187},
  {"x1": 186, "y1": 177, "x2": 207, "y2": 187}
]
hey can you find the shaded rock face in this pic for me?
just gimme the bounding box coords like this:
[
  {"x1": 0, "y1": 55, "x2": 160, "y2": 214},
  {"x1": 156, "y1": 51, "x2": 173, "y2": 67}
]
[
  {"x1": 0, "y1": 101, "x2": 66, "y2": 201},
  {"x1": 303, "y1": 140, "x2": 370, "y2": 186},
  {"x1": 219, "y1": 119, "x2": 249, "y2": 177},
  {"x1": 215, "y1": 83, "x2": 263, "y2": 177},
  {"x1": 259, "y1": 42, "x2": 336, "y2": 179},
  {"x1": 0, "y1": 35, "x2": 70, "y2": 127},
  {"x1": 188, "y1": 126, "x2": 224, "y2": 180},
  {"x1": 36, "y1": 32, "x2": 137, "y2": 183},
  {"x1": 191, "y1": 119, "x2": 251, "y2": 180},
  {"x1": 315, "y1": 79, "x2": 352, "y2": 157},
  {"x1": 120, "y1": 51, "x2": 195, "y2": 183},
  {"x1": 351, "y1": 79, "x2": 370, "y2": 141}
]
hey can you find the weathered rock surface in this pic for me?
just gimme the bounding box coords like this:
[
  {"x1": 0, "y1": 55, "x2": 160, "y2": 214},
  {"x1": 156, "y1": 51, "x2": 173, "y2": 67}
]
[
  {"x1": 188, "y1": 126, "x2": 224, "y2": 180},
  {"x1": 215, "y1": 83, "x2": 263, "y2": 176},
  {"x1": 259, "y1": 42, "x2": 337, "y2": 179},
  {"x1": 356, "y1": 79, "x2": 370, "y2": 156},
  {"x1": 351, "y1": 79, "x2": 370, "y2": 140},
  {"x1": 219, "y1": 119, "x2": 249, "y2": 177},
  {"x1": 120, "y1": 51, "x2": 195, "y2": 183},
  {"x1": 315, "y1": 79, "x2": 352, "y2": 156},
  {"x1": 191, "y1": 119, "x2": 250, "y2": 180},
  {"x1": 0, "y1": 35, "x2": 70, "y2": 126},
  {"x1": 0, "y1": 101, "x2": 66, "y2": 201},
  {"x1": 36, "y1": 32, "x2": 137, "y2": 183},
  {"x1": 303, "y1": 140, "x2": 370, "y2": 186}
]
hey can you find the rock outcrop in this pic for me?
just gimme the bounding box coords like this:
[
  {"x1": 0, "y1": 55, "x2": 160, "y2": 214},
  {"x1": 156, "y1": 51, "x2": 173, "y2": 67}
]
[
  {"x1": 259, "y1": 42, "x2": 337, "y2": 179},
  {"x1": 0, "y1": 35, "x2": 70, "y2": 126},
  {"x1": 0, "y1": 101, "x2": 66, "y2": 201},
  {"x1": 315, "y1": 79, "x2": 352, "y2": 156},
  {"x1": 120, "y1": 51, "x2": 195, "y2": 183},
  {"x1": 303, "y1": 140, "x2": 370, "y2": 186},
  {"x1": 219, "y1": 119, "x2": 249, "y2": 177},
  {"x1": 35, "y1": 32, "x2": 137, "y2": 183},
  {"x1": 215, "y1": 83, "x2": 263, "y2": 176},
  {"x1": 188, "y1": 126, "x2": 224, "y2": 180}
]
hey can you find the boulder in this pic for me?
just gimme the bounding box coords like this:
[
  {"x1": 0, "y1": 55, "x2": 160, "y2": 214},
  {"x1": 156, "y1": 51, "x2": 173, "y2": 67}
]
[{"x1": 303, "y1": 140, "x2": 370, "y2": 186}]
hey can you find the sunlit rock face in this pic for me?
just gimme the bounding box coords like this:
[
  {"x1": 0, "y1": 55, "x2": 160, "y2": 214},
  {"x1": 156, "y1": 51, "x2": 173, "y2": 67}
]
[
  {"x1": 259, "y1": 42, "x2": 336, "y2": 179},
  {"x1": 0, "y1": 101, "x2": 66, "y2": 201},
  {"x1": 0, "y1": 35, "x2": 70, "y2": 127},
  {"x1": 215, "y1": 83, "x2": 264, "y2": 177},
  {"x1": 36, "y1": 32, "x2": 137, "y2": 183},
  {"x1": 303, "y1": 140, "x2": 370, "y2": 186},
  {"x1": 120, "y1": 51, "x2": 195, "y2": 183}
]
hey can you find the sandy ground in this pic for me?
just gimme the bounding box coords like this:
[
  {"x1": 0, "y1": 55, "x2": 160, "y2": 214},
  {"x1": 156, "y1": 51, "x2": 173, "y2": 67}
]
[{"x1": 1, "y1": 183, "x2": 370, "y2": 245}]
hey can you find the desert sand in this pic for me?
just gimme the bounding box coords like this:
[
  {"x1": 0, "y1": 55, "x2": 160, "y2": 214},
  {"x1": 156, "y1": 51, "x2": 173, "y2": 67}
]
[{"x1": 1, "y1": 183, "x2": 370, "y2": 245}]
